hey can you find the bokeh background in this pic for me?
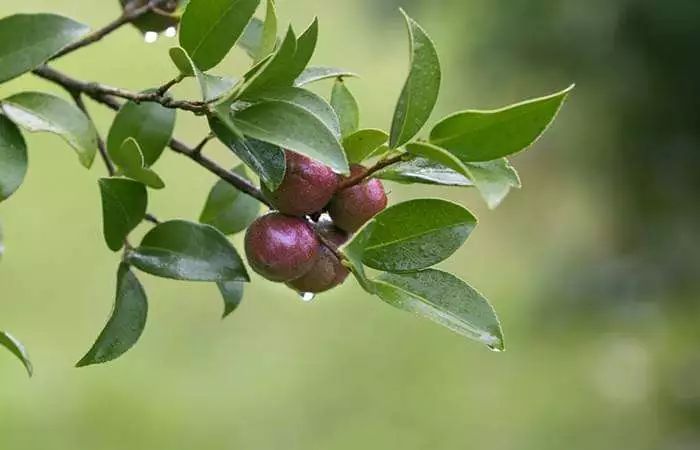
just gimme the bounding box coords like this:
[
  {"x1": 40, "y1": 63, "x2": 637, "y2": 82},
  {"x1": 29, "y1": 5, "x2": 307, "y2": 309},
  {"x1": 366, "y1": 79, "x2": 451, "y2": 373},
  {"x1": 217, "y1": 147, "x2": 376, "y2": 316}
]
[{"x1": 1, "y1": 1, "x2": 699, "y2": 449}]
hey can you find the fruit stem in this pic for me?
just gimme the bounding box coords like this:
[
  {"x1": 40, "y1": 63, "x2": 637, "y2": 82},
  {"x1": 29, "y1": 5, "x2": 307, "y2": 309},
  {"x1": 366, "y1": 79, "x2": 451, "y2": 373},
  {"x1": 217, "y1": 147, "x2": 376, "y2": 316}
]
[{"x1": 337, "y1": 153, "x2": 411, "y2": 190}]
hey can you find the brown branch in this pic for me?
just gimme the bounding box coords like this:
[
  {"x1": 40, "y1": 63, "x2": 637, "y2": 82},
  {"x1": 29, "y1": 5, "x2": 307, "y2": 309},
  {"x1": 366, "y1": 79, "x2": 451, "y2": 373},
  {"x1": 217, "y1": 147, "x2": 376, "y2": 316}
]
[
  {"x1": 33, "y1": 65, "x2": 207, "y2": 113},
  {"x1": 337, "y1": 153, "x2": 408, "y2": 190}
]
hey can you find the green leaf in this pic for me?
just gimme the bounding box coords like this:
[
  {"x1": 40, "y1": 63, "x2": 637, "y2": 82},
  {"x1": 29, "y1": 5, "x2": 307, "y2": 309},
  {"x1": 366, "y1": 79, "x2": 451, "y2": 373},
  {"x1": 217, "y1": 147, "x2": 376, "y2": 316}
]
[
  {"x1": 232, "y1": 100, "x2": 349, "y2": 174},
  {"x1": 200, "y1": 165, "x2": 261, "y2": 235},
  {"x1": 237, "y1": 18, "x2": 265, "y2": 59},
  {"x1": 76, "y1": 264, "x2": 148, "y2": 367},
  {"x1": 127, "y1": 220, "x2": 249, "y2": 282},
  {"x1": 331, "y1": 78, "x2": 360, "y2": 138},
  {"x1": 236, "y1": 27, "x2": 297, "y2": 100},
  {"x1": 99, "y1": 178, "x2": 147, "y2": 252},
  {"x1": 107, "y1": 100, "x2": 175, "y2": 167},
  {"x1": 111, "y1": 138, "x2": 165, "y2": 189},
  {"x1": 179, "y1": 0, "x2": 261, "y2": 71},
  {"x1": 260, "y1": 87, "x2": 341, "y2": 138},
  {"x1": 465, "y1": 159, "x2": 521, "y2": 209},
  {"x1": 405, "y1": 142, "x2": 469, "y2": 178},
  {"x1": 217, "y1": 281, "x2": 244, "y2": 318},
  {"x1": 255, "y1": 0, "x2": 278, "y2": 63},
  {"x1": 362, "y1": 198, "x2": 476, "y2": 273},
  {"x1": 286, "y1": 18, "x2": 319, "y2": 82},
  {"x1": 0, "y1": 330, "x2": 32, "y2": 376},
  {"x1": 1, "y1": 92, "x2": 97, "y2": 168},
  {"x1": 343, "y1": 129, "x2": 389, "y2": 164},
  {"x1": 209, "y1": 116, "x2": 286, "y2": 190},
  {"x1": 339, "y1": 222, "x2": 377, "y2": 294},
  {"x1": 294, "y1": 67, "x2": 358, "y2": 86},
  {"x1": 0, "y1": 115, "x2": 27, "y2": 202},
  {"x1": 169, "y1": 46, "x2": 236, "y2": 102},
  {"x1": 376, "y1": 157, "x2": 473, "y2": 186},
  {"x1": 389, "y1": 10, "x2": 441, "y2": 148},
  {"x1": 373, "y1": 269, "x2": 504, "y2": 350},
  {"x1": 0, "y1": 13, "x2": 90, "y2": 83},
  {"x1": 429, "y1": 85, "x2": 574, "y2": 162}
]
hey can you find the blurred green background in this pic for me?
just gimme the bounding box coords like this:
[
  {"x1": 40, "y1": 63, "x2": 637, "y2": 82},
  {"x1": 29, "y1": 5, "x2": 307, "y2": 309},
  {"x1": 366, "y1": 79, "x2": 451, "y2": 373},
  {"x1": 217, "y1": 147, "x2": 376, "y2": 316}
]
[{"x1": 1, "y1": 1, "x2": 699, "y2": 449}]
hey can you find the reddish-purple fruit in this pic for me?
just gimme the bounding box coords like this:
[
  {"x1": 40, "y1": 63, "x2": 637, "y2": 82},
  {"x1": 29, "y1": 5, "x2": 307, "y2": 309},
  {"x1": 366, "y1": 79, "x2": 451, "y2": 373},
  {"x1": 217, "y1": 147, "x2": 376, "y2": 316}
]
[
  {"x1": 328, "y1": 165, "x2": 388, "y2": 232},
  {"x1": 262, "y1": 150, "x2": 339, "y2": 216},
  {"x1": 287, "y1": 221, "x2": 350, "y2": 293},
  {"x1": 244, "y1": 213, "x2": 319, "y2": 282}
]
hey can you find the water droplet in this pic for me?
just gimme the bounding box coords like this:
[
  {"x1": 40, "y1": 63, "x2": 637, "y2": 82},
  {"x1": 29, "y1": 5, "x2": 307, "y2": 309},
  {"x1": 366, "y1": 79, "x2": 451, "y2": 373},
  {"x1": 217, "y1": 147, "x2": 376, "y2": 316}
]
[
  {"x1": 164, "y1": 26, "x2": 177, "y2": 38},
  {"x1": 299, "y1": 292, "x2": 315, "y2": 302},
  {"x1": 144, "y1": 31, "x2": 158, "y2": 44}
]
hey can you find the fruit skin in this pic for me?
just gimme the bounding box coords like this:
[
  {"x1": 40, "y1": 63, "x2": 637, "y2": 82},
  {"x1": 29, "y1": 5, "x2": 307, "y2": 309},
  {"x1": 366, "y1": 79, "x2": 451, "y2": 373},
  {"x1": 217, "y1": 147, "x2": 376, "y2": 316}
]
[
  {"x1": 287, "y1": 221, "x2": 350, "y2": 293},
  {"x1": 244, "y1": 213, "x2": 319, "y2": 282},
  {"x1": 328, "y1": 165, "x2": 388, "y2": 232},
  {"x1": 262, "y1": 150, "x2": 339, "y2": 217}
]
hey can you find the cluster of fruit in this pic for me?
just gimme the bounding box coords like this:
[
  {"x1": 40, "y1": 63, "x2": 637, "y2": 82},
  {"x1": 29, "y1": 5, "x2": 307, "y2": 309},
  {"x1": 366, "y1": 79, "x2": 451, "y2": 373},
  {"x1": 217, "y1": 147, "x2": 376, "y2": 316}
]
[{"x1": 245, "y1": 151, "x2": 387, "y2": 293}]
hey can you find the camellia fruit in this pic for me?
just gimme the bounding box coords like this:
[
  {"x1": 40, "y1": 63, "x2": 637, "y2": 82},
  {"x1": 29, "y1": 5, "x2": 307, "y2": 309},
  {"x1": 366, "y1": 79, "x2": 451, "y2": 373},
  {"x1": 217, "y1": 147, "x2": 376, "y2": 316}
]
[
  {"x1": 244, "y1": 213, "x2": 319, "y2": 282},
  {"x1": 262, "y1": 150, "x2": 339, "y2": 216},
  {"x1": 328, "y1": 165, "x2": 388, "y2": 232}
]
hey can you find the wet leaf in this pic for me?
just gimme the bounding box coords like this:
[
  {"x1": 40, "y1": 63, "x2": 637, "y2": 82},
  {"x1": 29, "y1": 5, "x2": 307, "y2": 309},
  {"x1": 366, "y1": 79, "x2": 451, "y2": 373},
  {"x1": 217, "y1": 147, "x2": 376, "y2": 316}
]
[
  {"x1": 294, "y1": 66, "x2": 357, "y2": 86},
  {"x1": 169, "y1": 46, "x2": 236, "y2": 102},
  {"x1": 330, "y1": 78, "x2": 359, "y2": 138},
  {"x1": 0, "y1": 331, "x2": 33, "y2": 376},
  {"x1": 111, "y1": 138, "x2": 165, "y2": 189},
  {"x1": 200, "y1": 165, "x2": 261, "y2": 235},
  {"x1": 217, "y1": 281, "x2": 244, "y2": 317},
  {"x1": 99, "y1": 178, "x2": 147, "y2": 251},
  {"x1": 0, "y1": 115, "x2": 27, "y2": 202},
  {"x1": 343, "y1": 129, "x2": 389, "y2": 164}
]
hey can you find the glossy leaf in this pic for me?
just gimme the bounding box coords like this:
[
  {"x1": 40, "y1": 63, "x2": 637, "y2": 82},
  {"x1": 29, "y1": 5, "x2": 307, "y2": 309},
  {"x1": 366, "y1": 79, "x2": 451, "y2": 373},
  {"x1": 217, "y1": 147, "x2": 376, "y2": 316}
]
[
  {"x1": 389, "y1": 10, "x2": 441, "y2": 148},
  {"x1": 294, "y1": 66, "x2": 358, "y2": 86},
  {"x1": 1, "y1": 92, "x2": 97, "y2": 168},
  {"x1": 465, "y1": 159, "x2": 521, "y2": 209},
  {"x1": 127, "y1": 220, "x2": 249, "y2": 282},
  {"x1": 261, "y1": 87, "x2": 341, "y2": 138},
  {"x1": 376, "y1": 157, "x2": 473, "y2": 186},
  {"x1": 209, "y1": 116, "x2": 286, "y2": 190},
  {"x1": 179, "y1": 0, "x2": 261, "y2": 71},
  {"x1": 169, "y1": 47, "x2": 236, "y2": 102},
  {"x1": 99, "y1": 178, "x2": 147, "y2": 251},
  {"x1": 236, "y1": 27, "x2": 297, "y2": 100},
  {"x1": 286, "y1": 18, "x2": 319, "y2": 82},
  {"x1": 0, "y1": 331, "x2": 32, "y2": 376},
  {"x1": 217, "y1": 281, "x2": 244, "y2": 318},
  {"x1": 429, "y1": 85, "x2": 574, "y2": 162},
  {"x1": 111, "y1": 138, "x2": 165, "y2": 189},
  {"x1": 0, "y1": 115, "x2": 27, "y2": 202},
  {"x1": 339, "y1": 222, "x2": 377, "y2": 294},
  {"x1": 107, "y1": 100, "x2": 175, "y2": 167},
  {"x1": 0, "y1": 13, "x2": 89, "y2": 83},
  {"x1": 405, "y1": 142, "x2": 469, "y2": 178},
  {"x1": 343, "y1": 129, "x2": 389, "y2": 164},
  {"x1": 362, "y1": 198, "x2": 476, "y2": 273},
  {"x1": 76, "y1": 264, "x2": 148, "y2": 367},
  {"x1": 331, "y1": 78, "x2": 359, "y2": 138},
  {"x1": 232, "y1": 100, "x2": 349, "y2": 174},
  {"x1": 374, "y1": 269, "x2": 504, "y2": 350},
  {"x1": 199, "y1": 165, "x2": 261, "y2": 235},
  {"x1": 255, "y1": 0, "x2": 278, "y2": 63}
]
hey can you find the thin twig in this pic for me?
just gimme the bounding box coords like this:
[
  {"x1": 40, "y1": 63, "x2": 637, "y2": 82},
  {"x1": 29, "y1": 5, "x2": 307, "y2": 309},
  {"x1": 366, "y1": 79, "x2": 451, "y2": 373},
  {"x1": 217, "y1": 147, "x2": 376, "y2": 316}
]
[
  {"x1": 144, "y1": 213, "x2": 161, "y2": 224},
  {"x1": 337, "y1": 153, "x2": 408, "y2": 190},
  {"x1": 70, "y1": 92, "x2": 117, "y2": 176},
  {"x1": 155, "y1": 74, "x2": 185, "y2": 97},
  {"x1": 192, "y1": 133, "x2": 215, "y2": 155}
]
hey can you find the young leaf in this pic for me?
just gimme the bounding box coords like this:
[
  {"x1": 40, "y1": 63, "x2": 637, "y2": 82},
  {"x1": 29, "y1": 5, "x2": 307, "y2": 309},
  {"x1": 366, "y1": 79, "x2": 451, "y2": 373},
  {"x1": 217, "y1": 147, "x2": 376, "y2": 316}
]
[
  {"x1": 1, "y1": 92, "x2": 97, "y2": 168},
  {"x1": 200, "y1": 165, "x2": 261, "y2": 235},
  {"x1": 111, "y1": 139, "x2": 165, "y2": 189},
  {"x1": 331, "y1": 78, "x2": 360, "y2": 138},
  {"x1": 339, "y1": 222, "x2": 377, "y2": 294},
  {"x1": 405, "y1": 142, "x2": 469, "y2": 178},
  {"x1": 286, "y1": 18, "x2": 319, "y2": 82},
  {"x1": 389, "y1": 10, "x2": 441, "y2": 148},
  {"x1": 99, "y1": 178, "x2": 147, "y2": 251},
  {"x1": 362, "y1": 198, "x2": 477, "y2": 273},
  {"x1": 209, "y1": 117, "x2": 286, "y2": 190},
  {"x1": 179, "y1": 0, "x2": 261, "y2": 71},
  {"x1": 217, "y1": 281, "x2": 244, "y2": 318},
  {"x1": 236, "y1": 27, "x2": 297, "y2": 100},
  {"x1": 0, "y1": 13, "x2": 89, "y2": 83},
  {"x1": 127, "y1": 220, "x2": 250, "y2": 282},
  {"x1": 294, "y1": 66, "x2": 357, "y2": 87},
  {"x1": 0, "y1": 331, "x2": 32, "y2": 376},
  {"x1": 255, "y1": 0, "x2": 278, "y2": 63},
  {"x1": 107, "y1": 100, "x2": 176, "y2": 167},
  {"x1": 465, "y1": 159, "x2": 521, "y2": 209},
  {"x1": 343, "y1": 129, "x2": 389, "y2": 164},
  {"x1": 376, "y1": 157, "x2": 473, "y2": 187},
  {"x1": 260, "y1": 87, "x2": 341, "y2": 138},
  {"x1": 373, "y1": 269, "x2": 504, "y2": 350},
  {"x1": 0, "y1": 115, "x2": 27, "y2": 202},
  {"x1": 237, "y1": 18, "x2": 265, "y2": 59},
  {"x1": 76, "y1": 264, "x2": 148, "y2": 367},
  {"x1": 232, "y1": 100, "x2": 349, "y2": 174},
  {"x1": 169, "y1": 47, "x2": 236, "y2": 102},
  {"x1": 429, "y1": 85, "x2": 574, "y2": 162}
]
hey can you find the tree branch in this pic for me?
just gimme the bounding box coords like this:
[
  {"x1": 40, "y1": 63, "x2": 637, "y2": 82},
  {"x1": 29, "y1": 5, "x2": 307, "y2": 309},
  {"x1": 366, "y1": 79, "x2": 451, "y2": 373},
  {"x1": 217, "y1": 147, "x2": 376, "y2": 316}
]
[{"x1": 337, "y1": 153, "x2": 408, "y2": 190}]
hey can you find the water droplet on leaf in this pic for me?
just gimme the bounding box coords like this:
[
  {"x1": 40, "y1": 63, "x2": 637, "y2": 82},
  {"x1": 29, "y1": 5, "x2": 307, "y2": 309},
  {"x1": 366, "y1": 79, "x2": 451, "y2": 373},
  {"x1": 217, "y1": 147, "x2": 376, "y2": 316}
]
[
  {"x1": 144, "y1": 31, "x2": 158, "y2": 44},
  {"x1": 299, "y1": 292, "x2": 315, "y2": 302},
  {"x1": 164, "y1": 26, "x2": 177, "y2": 38}
]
